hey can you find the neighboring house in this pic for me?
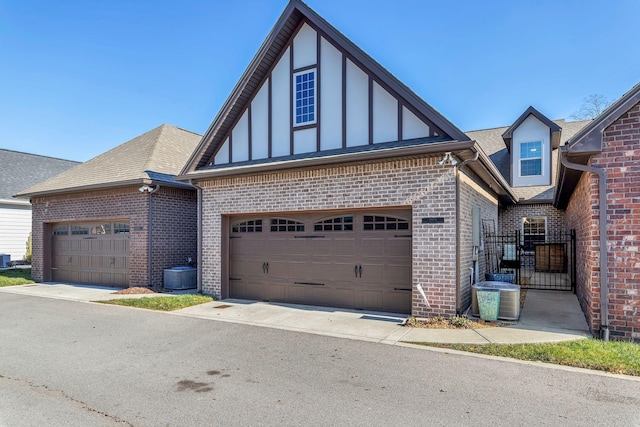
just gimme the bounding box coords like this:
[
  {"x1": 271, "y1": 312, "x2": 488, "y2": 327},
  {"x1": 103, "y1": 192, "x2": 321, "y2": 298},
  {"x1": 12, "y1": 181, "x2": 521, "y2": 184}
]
[
  {"x1": 555, "y1": 82, "x2": 640, "y2": 341},
  {"x1": 0, "y1": 149, "x2": 79, "y2": 265},
  {"x1": 178, "y1": 0, "x2": 516, "y2": 317},
  {"x1": 15, "y1": 124, "x2": 201, "y2": 288}
]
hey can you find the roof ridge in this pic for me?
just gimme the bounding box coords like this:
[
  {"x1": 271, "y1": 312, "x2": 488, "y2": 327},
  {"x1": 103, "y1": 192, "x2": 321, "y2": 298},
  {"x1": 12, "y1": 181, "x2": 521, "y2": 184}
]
[
  {"x1": 141, "y1": 124, "x2": 171, "y2": 179},
  {"x1": 0, "y1": 148, "x2": 80, "y2": 164}
]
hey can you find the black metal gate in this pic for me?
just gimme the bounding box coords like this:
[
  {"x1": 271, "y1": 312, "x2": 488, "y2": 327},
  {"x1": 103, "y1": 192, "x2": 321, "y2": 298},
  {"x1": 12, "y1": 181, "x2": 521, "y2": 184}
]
[{"x1": 483, "y1": 222, "x2": 576, "y2": 291}]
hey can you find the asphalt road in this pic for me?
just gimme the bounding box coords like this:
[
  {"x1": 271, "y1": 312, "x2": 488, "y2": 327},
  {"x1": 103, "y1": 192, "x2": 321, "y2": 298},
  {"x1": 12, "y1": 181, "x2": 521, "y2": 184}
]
[{"x1": 0, "y1": 293, "x2": 638, "y2": 426}]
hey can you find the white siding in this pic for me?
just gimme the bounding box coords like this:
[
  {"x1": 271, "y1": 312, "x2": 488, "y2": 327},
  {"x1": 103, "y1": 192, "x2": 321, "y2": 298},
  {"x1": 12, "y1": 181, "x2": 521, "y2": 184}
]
[
  {"x1": 320, "y1": 38, "x2": 342, "y2": 150},
  {"x1": 251, "y1": 82, "x2": 269, "y2": 160},
  {"x1": 402, "y1": 106, "x2": 430, "y2": 140},
  {"x1": 294, "y1": 127, "x2": 317, "y2": 154},
  {"x1": 293, "y1": 23, "x2": 317, "y2": 69},
  {"x1": 214, "y1": 137, "x2": 230, "y2": 164},
  {"x1": 512, "y1": 115, "x2": 551, "y2": 187},
  {"x1": 346, "y1": 59, "x2": 369, "y2": 147},
  {"x1": 232, "y1": 110, "x2": 249, "y2": 162},
  {"x1": 0, "y1": 204, "x2": 31, "y2": 261},
  {"x1": 372, "y1": 81, "x2": 398, "y2": 143},
  {"x1": 272, "y1": 47, "x2": 291, "y2": 157}
]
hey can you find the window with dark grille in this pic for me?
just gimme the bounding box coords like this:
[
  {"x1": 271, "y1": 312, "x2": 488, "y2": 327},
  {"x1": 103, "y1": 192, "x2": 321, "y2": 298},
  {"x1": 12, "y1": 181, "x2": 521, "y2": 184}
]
[
  {"x1": 314, "y1": 216, "x2": 353, "y2": 231},
  {"x1": 232, "y1": 220, "x2": 263, "y2": 233},
  {"x1": 523, "y1": 217, "x2": 545, "y2": 251},
  {"x1": 270, "y1": 219, "x2": 305, "y2": 232},
  {"x1": 91, "y1": 224, "x2": 111, "y2": 235},
  {"x1": 113, "y1": 223, "x2": 130, "y2": 234},
  {"x1": 52, "y1": 225, "x2": 69, "y2": 236},
  {"x1": 293, "y1": 70, "x2": 316, "y2": 126},
  {"x1": 363, "y1": 215, "x2": 410, "y2": 231},
  {"x1": 71, "y1": 225, "x2": 89, "y2": 235}
]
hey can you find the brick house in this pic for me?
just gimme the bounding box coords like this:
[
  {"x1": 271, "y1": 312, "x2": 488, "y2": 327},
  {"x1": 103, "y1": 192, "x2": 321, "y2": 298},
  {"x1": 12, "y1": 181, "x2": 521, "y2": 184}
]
[
  {"x1": 555, "y1": 82, "x2": 640, "y2": 342},
  {"x1": 178, "y1": 0, "x2": 517, "y2": 317},
  {"x1": 0, "y1": 150, "x2": 78, "y2": 265},
  {"x1": 16, "y1": 124, "x2": 201, "y2": 289}
]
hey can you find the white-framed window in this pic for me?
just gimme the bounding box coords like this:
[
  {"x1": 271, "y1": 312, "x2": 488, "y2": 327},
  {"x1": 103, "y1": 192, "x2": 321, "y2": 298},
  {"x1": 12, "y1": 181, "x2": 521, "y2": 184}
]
[
  {"x1": 293, "y1": 69, "x2": 316, "y2": 126},
  {"x1": 522, "y1": 217, "x2": 546, "y2": 251},
  {"x1": 519, "y1": 141, "x2": 542, "y2": 177}
]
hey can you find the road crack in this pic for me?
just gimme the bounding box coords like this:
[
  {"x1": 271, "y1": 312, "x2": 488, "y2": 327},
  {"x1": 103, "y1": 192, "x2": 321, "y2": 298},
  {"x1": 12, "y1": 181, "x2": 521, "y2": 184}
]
[{"x1": 0, "y1": 373, "x2": 134, "y2": 426}]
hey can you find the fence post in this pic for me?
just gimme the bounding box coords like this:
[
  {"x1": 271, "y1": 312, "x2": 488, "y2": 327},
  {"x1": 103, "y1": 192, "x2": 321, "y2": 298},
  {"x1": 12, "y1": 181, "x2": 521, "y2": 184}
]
[{"x1": 571, "y1": 229, "x2": 577, "y2": 293}]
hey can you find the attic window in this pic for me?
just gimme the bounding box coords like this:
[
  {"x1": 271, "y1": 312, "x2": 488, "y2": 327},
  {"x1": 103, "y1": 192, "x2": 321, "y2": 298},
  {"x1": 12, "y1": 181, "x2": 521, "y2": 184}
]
[
  {"x1": 293, "y1": 69, "x2": 316, "y2": 126},
  {"x1": 520, "y1": 141, "x2": 542, "y2": 176}
]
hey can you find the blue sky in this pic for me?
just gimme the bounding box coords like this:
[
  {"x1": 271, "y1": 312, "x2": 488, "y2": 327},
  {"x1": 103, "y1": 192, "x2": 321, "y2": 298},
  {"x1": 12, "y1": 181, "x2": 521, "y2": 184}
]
[{"x1": 1, "y1": 0, "x2": 639, "y2": 162}]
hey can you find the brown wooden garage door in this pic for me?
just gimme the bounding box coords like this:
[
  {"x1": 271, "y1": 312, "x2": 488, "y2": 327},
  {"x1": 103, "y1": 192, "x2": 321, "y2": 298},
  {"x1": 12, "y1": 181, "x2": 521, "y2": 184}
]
[
  {"x1": 229, "y1": 210, "x2": 411, "y2": 313},
  {"x1": 51, "y1": 221, "x2": 130, "y2": 287}
]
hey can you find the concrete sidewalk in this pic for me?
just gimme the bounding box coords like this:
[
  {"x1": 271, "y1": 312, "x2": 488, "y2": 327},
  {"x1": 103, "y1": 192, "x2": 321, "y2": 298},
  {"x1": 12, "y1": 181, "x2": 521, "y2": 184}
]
[{"x1": 0, "y1": 282, "x2": 592, "y2": 345}]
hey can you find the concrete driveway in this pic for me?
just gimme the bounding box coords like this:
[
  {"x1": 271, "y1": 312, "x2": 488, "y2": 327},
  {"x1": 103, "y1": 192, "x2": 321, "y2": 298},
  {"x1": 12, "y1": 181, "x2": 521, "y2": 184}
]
[{"x1": 0, "y1": 282, "x2": 591, "y2": 344}]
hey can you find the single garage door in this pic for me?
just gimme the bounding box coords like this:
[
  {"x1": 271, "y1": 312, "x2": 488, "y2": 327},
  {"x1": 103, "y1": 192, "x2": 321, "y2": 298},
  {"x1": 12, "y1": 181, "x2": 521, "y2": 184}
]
[
  {"x1": 229, "y1": 210, "x2": 412, "y2": 313},
  {"x1": 51, "y1": 221, "x2": 130, "y2": 287}
]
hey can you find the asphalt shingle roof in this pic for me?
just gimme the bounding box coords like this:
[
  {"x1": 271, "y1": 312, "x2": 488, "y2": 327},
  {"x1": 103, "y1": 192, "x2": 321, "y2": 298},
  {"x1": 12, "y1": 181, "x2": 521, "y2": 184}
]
[
  {"x1": 15, "y1": 124, "x2": 202, "y2": 198},
  {"x1": 0, "y1": 150, "x2": 79, "y2": 201},
  {"x1": 466, "y1": 119, "x2": 592, "y2": 202}
]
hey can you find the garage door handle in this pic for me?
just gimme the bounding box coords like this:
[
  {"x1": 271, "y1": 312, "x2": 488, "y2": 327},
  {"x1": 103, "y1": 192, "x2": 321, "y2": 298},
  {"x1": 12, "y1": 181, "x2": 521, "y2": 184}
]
[
  {"x1": 294, "y1": 282, "x2": 325, "y2": 286},
  {"x1": 355, "y1": 265, "x2": 362, "y2": 278},
  {"x1": 358, "y1": 265, "x2": 362, "y2": 278},
  {"x1": 263, "y1": 262, "x2": 269, "y2": 274},
  {"x1": 394, "y1": 288, "x2": 412, "y2": 292}
]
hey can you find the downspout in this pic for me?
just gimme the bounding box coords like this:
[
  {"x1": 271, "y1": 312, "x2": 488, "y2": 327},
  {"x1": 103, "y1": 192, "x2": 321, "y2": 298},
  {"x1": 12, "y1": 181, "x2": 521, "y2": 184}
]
[
  {"x1": 454, "y1": 151, "x2": 480, "y2": 315},
  {"x1": 560, "y1": 152, "x2": 609, "y2": 341},
  {"x1": 189, "y1": 179, "x2": 203, "y2": 294},
  {"x1": 146, "y1": 185, "x2": 160, "y2": 289}
]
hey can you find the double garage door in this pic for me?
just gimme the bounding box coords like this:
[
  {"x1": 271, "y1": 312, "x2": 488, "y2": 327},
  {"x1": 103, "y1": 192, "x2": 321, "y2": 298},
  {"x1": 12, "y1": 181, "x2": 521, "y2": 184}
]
[
  {"x1": 229, "y1": 210, "x2": 412, "y2": 313},
  {"x1": 51, "y1": 221, "x2": 130, "y2": 287}
]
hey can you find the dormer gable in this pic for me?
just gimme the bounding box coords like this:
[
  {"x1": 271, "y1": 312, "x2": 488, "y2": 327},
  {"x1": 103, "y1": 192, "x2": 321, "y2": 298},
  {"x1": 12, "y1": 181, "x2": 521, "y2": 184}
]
[
  {"x1": 503, "y1": 106, "x2": 561, "y2": 187},
  {"x1": 180, "y1": 0, "x2": 469, "y2": 175}
]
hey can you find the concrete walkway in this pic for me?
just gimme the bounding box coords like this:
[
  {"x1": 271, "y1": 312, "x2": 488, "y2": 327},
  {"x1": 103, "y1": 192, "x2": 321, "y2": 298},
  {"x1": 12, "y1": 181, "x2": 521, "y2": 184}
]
[{"x1": 0, "y1": 282, "x2": 592, "y2": 345}]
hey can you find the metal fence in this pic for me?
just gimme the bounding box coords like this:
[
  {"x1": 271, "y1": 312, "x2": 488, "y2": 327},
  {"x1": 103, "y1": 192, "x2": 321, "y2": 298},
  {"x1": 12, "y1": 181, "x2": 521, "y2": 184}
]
[{"x1": 482, "y1": 225, "x2": 576, "y2": 291}]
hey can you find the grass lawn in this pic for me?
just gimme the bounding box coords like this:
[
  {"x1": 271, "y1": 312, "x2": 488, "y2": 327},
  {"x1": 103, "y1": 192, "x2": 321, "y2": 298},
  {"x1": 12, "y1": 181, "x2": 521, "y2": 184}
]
[
  {"x1": 413, "y1": 339, "x2": 640, "y2": 376},
  {"x1": 98, "y1": 294, "x2": 214, "y2": 311},
  {"x1": 0, "y1": 268, "x2": 35, "y2": 287}
]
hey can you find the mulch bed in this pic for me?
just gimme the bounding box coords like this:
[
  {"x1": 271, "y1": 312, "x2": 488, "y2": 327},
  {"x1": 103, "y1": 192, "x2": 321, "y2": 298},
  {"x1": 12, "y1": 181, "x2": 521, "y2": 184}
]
[
  {"x1": 405, "y1": 289, "x2": 528, "y2": 329},
  {"x1": 112, "y1": 287, "x2": 156, "y2": 295}
]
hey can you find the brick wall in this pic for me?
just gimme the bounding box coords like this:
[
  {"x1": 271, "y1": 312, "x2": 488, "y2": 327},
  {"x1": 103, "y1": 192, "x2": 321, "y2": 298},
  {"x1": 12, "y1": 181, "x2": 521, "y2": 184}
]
[
  {"x1": 30, "y1": 185, "x2": 197, "y2": 290},
  {"x1": 31, "y1": 187, "x2": 149, "y2": 286},
  {"x1": 458, "y1": 171, "x2": 499, "y2": 312},
  {"x1": 564, "y1": 172, "x2": 599, "y2": 333},
  {"x1": 199, "y1": 156, "x2": 460, "y2": 318},
  {"x1": 499, "y1": 203, "x2": 565, "y2": 237},
  {"x1": 565, "y1": 100, "x2": 640, "y2": 341},
  {"x1": 150, "y1": 187, "x2": 198, "y2": 287}
]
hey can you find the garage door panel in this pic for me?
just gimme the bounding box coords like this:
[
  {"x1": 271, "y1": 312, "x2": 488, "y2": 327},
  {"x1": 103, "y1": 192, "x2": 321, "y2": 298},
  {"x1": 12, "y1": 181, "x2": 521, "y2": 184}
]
[
  {"x1": 387, "y1": 238, "x2": 411, "y2": 258},
  {"x1": 285, "y1": 285, "x2": 308, "y2": 303},
  {"x1": 51, "y1": 221, "x2": 130, "y2": 288},
  {"x1": 329, "y1": 238, "x2": 355, "y2": 256},
  {"x1": 333, "y1": 288, "x2": 355, "y2": 307},
  {"x1": 360, "y1": 264, "x2": 384, "y2": 286},
  {"x1": 361, "y1": 290, "x2": 383, "y2": 311},
  {"x1": 308, "y1": 286, "x2": 333, "y2": 306},
  {"x1": 228, "y1": 210, "x2": 411, "y2": 313},
  {"x1": 384, "y1": 290, "x2": 412, "y2": 313}
]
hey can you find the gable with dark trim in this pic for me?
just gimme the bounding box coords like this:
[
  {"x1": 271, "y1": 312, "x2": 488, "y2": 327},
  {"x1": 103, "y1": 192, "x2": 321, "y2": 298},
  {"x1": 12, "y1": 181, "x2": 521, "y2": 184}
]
[
  {"x1": 180, "y1": 0, "x2": 469, "y2": 176},
  {"x1": 554, "y1": 82, "x2": 640, "y2": 208}
]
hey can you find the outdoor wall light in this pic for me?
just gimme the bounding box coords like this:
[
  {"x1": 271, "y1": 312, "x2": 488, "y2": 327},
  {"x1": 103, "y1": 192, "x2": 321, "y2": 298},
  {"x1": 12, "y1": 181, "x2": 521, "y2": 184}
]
[{"x1": 438, "y1": 152, "x2": 458, "y2": 166}]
